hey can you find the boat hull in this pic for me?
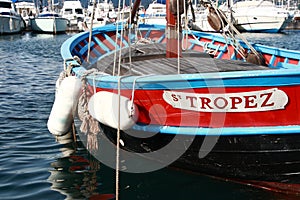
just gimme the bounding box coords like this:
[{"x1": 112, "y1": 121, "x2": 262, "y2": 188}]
[
  {"x1": 0, "y1": 15, "x2": 24, "y2": 34},
  {"x1": 56, "y1": 23, "x2": 300, "y2": 193},
  {"x1": 229, "y1": 1, "x2": 292, "y2": 33},
  {"x1": 235, "y1": 15, "x2": 292, "y2": 33},
  {"x1": 30, "y1": 17, "x2": 68, "y2": 34},
  {"x1": 75, "y1": 120, "x2": 300, "y2": 185}
]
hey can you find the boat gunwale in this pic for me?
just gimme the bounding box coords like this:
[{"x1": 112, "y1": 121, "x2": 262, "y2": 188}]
[{"x1": 61, "y1": 24, "x2": 300, "y2": 87}]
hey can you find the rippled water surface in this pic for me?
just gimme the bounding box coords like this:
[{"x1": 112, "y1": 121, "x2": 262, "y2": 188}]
[{"x1": 0, "y1": 31, "x2": 299, "y2": 200}]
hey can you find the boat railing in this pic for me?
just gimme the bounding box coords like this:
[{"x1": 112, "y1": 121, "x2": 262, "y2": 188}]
[{"x1": 61, "y1": 23, "x2": 300, "y2": 72}]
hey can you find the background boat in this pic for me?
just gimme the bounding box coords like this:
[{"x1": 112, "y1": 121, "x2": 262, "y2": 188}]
[
  {"x1": 188, "y1": 0, "x2": 294, "y2": 33},
  {"x1": 30, "y1": 11, "x2": 68, "y2": 33},
  {"x1": 14, "y1": 0, "x2": 37, "y2": 28},
  {"x1": 85, "y1": 0, "x2": 117, "y2": 29},
  {"x1": 139, "y1": 0, "x2": 166, "y2": 25},
  {"x1": 60, "y1": 0, "x2": 86, "y2": 31},
  {"x1": 0, "y1": 0, "x2": 25, "y2": 34},
  {"x1": 221, "y1": 0, "x2": 293, "y2": 33}
]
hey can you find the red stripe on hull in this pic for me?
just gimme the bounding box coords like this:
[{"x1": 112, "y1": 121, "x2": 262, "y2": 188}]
[{"x1": 91, "y1": 85, "x2": 300, "y2": 128}]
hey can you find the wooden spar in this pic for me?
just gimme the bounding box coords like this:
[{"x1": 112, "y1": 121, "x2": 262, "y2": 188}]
[
  {"x1": 166, "y1": 0, "x2": 182, "y2": 58},
  {"x1": 128, "y1": 0, "x2": 142, "y2": 24}
]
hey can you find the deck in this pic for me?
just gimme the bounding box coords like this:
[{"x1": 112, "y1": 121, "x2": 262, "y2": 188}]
[{"x1": 91, "y1": 43, "x2": 270, "y2": 76}]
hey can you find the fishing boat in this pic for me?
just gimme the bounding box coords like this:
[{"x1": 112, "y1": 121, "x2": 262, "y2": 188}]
[
  {"x1": 48, "y1": 0, "x2": 300, "y2": 194},
  {"x1": 0, "y1": 0, "x2": 25, "y2": 34}
]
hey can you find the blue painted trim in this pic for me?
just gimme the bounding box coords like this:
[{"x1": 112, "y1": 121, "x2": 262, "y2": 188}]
[
  {"x1": 144, "y1": 28, "x2": 152, "y2": 38},
  {"x1": 117, "y1": 33, "x2": 129, "y2": 47},
  {"x1": 157, "y1": 33, "x2": 165, "y2": 43},
  {"x1": 103, "y1": 33, "x2": 119, "y2": 49},
  {"x1": 72, "y1": 66, "x2": 300, "y2": 90},
  {"x1": 79, "y1": 41, "x2": 94, "y2": 56},
  {"x1": 74, "y1": 68, "x2": 300, "y2": 89},
  {"x1": 132, "y1": 124, "x2": 300, "y2": 136},
  {"x1": 93, "y1": 36, "x2": 110, "y2": 53}
]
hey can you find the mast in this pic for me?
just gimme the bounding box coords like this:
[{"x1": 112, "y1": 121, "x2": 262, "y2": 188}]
[
  {"x1": 166, "y1": 0, "x2": 182, "y2": 58},
  {"x1": 129, "y1": 0, "x2": 141, "y2": 24}
]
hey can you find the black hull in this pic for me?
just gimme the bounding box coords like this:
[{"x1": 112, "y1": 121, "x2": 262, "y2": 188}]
[
  {"x1": 75, "y1": 121, "x2": 300, "y2": 193},
  {"x1": 98, "y1": 124, "x2": 300, "y2": 182}
]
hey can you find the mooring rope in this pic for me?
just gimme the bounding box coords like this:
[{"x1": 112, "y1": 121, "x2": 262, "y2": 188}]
[
  {"x1": 115, "y1": 77, "x2": 121, "y2": 200},
  {"x1": 77, "y1": 69, "x2": 100, "y2": 150},
  {"x1": 182, "y1": 0, "x2": 189, "y2": 51}
]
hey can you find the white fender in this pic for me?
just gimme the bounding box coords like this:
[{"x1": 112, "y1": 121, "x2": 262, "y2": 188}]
[
  {"x1": 55, "y1": 78, "x2": 61, "y2": 96},
  {"x1": 88, "y1": 91, "x2": 138, "y2": 130},
  {"x1": 47, "y1": 76, "x2": 82, "y2": 136}
]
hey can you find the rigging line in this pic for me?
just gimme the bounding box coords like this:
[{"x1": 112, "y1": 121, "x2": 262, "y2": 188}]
[
  {"x1": 221, "y1": 32, "x2": 232, "y2": 58},
  {"x1": 182, "y1": 0, "x2": 188, "y2": 51},
  {"x1": 177, "y1": 0, "x2": 181, "y2": 74},
  {"x1": 114, "y1": 75, "x2": 132, "y2": 200},
  {"x1": 114, "y1": 1, "x2": 124, "y2": 199},
  {"x1": 87, "y1": 0, "x2": 97, "y2": 63},
  {"x1": 128, "y1": 0, "x2": 134, "y2": 73},
  {"x1": 113, "y1": 0, "x2": 123, "y2": 76},
  {"x1": 130, "y1": 74, "x2": 155, "y2": 116},
  {"x1": 115, "y1": 2, "x2": 128, "y2": 198},
  {"x1": 210, "y1": 2, "x2": 260, "y2": 57},
  {"x1": 92, "y1": 74, "x2": 96, "y2": 94},
  {"x1": 117, "y1": 0, "x2": 127, "y2": 77},
  {"x1": 224, "y1": 30, "x2": 246, "y2": 60},
  {"x1": 116, "y1": 76, "x2": 121, "y2": 200}
]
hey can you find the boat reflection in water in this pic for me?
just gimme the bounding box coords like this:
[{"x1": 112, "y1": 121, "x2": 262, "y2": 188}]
[{"x1": 48, "y1": 131, "x2": 115, "y2": 200}]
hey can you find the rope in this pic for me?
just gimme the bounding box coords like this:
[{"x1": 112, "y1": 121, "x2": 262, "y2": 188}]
[
  {"x1": 115, "y1": 77, "x2": 121, "y2": 200},
  {"x1": 130, "y1": 74, "x2": 154, "y2": 118},
  {"x1": 177, "y1": 0, "x2": 181, "y2": 74},
  {"x1": 182, "y1": 0, "x2": 189, "y2": 51},
  {"x1": 113, "y1": 0, "x2": 125, "y2": 76},
  {"x1": 87, "y1": 0, "x2": 97, "y2": 63},
  {"x1": 77, "y1": 68, "x2": 100, "y2": 151},
  {"x1": 209, "y1": 2, "x2": 260, "y2": 58},
  {"x1": 128, "y1": 0, "x2": 134, "y2": 75}
]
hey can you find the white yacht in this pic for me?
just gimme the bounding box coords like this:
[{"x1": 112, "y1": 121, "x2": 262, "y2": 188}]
[
  {"x1": 14, "y1": 0, "x2": 37, "y2": 27},
  {"x1": 30, "y1": 11, "x2": 68, "y2": 34},
  {"x1": 221, "y1": 0, "x2": 292, "y2": 33},
  {"x1": 85, "y1": 0, "x2": 116, "y2": 29},
  {"x1": 140, "y1": 0, "x2": 166, "y2": 25},
  {"x1": 0, "y1": 0, "x2": 25, "y2": 34},
  {"x1": 60, "y1": 0, "x2": 85, "y2": 30}
]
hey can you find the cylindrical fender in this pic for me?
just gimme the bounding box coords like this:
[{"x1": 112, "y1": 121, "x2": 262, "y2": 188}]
[
  {"x1": 88, "y1": 91, "x2": 139, "y2": 130},
  {"x1": 47, "y1": 76, "x2": 82, "y2": 136},
  {"x1": 207, "y1": 9, "x2": 222, "y2": 32}
]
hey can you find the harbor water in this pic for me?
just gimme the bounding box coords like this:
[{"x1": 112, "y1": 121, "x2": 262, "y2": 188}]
[{"x1": 0, "y1": 30, "x2": 299, "y2": 200}]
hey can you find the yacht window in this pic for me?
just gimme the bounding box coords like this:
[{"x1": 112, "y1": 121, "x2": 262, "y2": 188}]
[
  {"x1": 64, "y1": 8, "x2": 72, "y2": 14},
  {"x1": 75, "y1": 9, "x2": 83, "y2": 14},
  {"x1": 0, "y1": 2, "x2": 12, "y2": 9}
]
